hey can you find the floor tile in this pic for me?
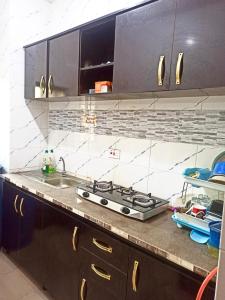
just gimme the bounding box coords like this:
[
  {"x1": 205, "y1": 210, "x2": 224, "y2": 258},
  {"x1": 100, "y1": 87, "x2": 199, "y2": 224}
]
[{"x1": 0, "y1": 253, "x2": 50, "y2": 300}]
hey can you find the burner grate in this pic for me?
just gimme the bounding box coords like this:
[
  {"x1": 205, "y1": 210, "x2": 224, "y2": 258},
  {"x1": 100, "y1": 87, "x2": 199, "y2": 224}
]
[
  {"x1": 127, "y1": 193, "x2": 159, "y2": 208},
  {"x1": 92, "y1": 180, "x2": 115, "y2": 192},
  {"x1": 117, "y1": 186, "x2": 136, "y2": 196}
]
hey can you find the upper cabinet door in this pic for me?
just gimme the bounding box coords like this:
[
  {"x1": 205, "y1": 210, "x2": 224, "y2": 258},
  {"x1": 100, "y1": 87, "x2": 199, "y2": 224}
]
[
  {"x1": 24, "y1": 41, "x2": 47, "y2": 99},
  {"x1": 113, "y1": 0, "x2": 176, "y2": 93},
  {"x1": 170, "y1": 0, "x2": 225, "y2": 90},
  {"x1": 48, "y1": 31, "x2": 80, "y2": 98}
]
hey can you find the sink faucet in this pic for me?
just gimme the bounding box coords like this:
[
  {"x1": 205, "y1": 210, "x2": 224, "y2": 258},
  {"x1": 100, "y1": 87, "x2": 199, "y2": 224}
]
[{"x1": 59, "y1": 156, "x2": 66, "y2": 176}]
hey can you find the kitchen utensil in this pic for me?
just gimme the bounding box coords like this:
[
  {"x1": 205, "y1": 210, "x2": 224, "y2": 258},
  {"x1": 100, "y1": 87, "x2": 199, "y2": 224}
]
[
  {"x1": 211, "y1": 151, "x2": 225, "y2": 170},
  {"x1": 209, "y1": 161, "x2": 225, "y2": 184},
  {"x1": 208, "y1": 199, "x2": 223, "y2": 218},
  {"x1": 190, "y1": 230, "x2": 209, "y2": 244},
  {"x1": 191, "y1": 204, "x2": 206, "y2": 217}
]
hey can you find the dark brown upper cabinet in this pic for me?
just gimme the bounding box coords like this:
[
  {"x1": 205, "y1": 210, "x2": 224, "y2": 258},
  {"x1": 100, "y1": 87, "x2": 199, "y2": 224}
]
[
  {"x1": 170, "y1": 0, "x2": 225, "y2": 90},
  {"x1": 79, "y1": 19, "x2": 115, "y2": 95},
  {"x1": 48, "y1": 31, "x2": 80, "y2": 98},
  {"x1": 24, "y1": 41, "x2": 47, "y2": 99},
  {"x1": 113, "y1": 0, "x2": 176, "y2": 93},
  {"x1": 24, "y1": 31, "x2": 80, "y2": 99}
]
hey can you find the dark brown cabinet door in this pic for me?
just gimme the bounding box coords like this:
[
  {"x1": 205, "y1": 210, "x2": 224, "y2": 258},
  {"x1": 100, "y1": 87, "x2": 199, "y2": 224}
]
[
  {"x1": 48, "y1": 31, "x2": 80, "y2": 98},
  {"x1": 170, "y1": 0, "x2": 225, "y2": 90},
  {"x1": 2, "y1": 182, "x2": 21, "y2": 260},
  {"x1": 42, "y1": 203, "x2": 82, "y2": 300},
  {"x1": 16, "y1": 191, "x2": 44, "y2": 285},
  {"x1": 113, "y1": 0, "x2": 176, "y2": 93},
  {"x1": 24, "y1": 41, "x2": 47, "y2": 99},
  {"x1": 79, "y1": 249, "x2": 127, "y2": 300},
  {"x1": 126, "y1": 249, "x2": 215, "y2": 300},
  {"x1": 2, "y1": 183, "x2": 44, "y2": 285}
]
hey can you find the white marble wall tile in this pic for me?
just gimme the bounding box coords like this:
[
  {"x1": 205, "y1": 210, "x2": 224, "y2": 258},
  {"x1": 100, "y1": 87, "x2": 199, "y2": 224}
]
[
  {"x1": 149, "y1": 141, "x2": 198, "y2": 174},
  {"x1": 115, "y1": 137, "x2": 151, "y2": 167},
  {"x1": 154, "y1": 96, "x2": 206, "y2": 111},
  {"x1": 114, "y1": 163, "x2": 150, "y2": 193},
  {"x1": 9, "y1": 146, "x2": 44, "y2": 172},
  {"x1": 195, "y1": 145, "x2": 225, "y2": 169},
  {"x1": 147, "y1": 170, "x2": 185, "y2": 202},
  {"x1": 201, "y1": 95, "x2": 225, "y2": 110}
]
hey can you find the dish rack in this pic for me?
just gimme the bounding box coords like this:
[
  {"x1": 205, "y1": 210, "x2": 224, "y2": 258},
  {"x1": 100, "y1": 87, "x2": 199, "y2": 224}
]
[{"x1": 172, "y1": 212, "x2": 210, "y2": 236}]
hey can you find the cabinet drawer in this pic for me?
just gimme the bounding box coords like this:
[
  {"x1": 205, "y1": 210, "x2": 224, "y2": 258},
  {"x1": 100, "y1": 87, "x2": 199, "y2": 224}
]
[
  {"x1": 80, "y1": 223, "x2": 128, "y2": 272},
  {"x1": 79, "y1": 250, "x2": 127, "y2": 300}
]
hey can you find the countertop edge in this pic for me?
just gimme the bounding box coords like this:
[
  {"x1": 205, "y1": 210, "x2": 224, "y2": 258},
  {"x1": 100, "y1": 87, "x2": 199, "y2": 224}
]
[{"x1": 1, "y1": 174, "x2": 214, "y2": 278}]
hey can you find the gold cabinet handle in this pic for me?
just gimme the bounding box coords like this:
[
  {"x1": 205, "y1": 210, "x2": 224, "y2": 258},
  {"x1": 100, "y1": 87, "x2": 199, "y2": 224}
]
[
  {"x1": 48, "y1": 75, "x2": 53, "y2": 95},
  {"x1": 176, "y1": 52, "x2": 184, "y2": 85},
  {"x1": 40, "y1": 75, "x2": 46, "y2": 95},
  {"x1": 14, "y1": 195, "x2": 19, "y2": 214},
  {"x1": 92, "y1": 238, "x2": 112, "y2": 254},
  {"x1": 80, "y1": 278, "x2": 86, "y2": 300},
  {"x1": 132, "y1": 260, "x2": 139, "y2": 292},
  {"x1": 20, "y1": 198, "x2": 24, "y2": 217},
  {"x1": 157, "y1": 55, "x2": 165, "y2": 86},
  {"x1": 91, "y1": 264, "x2": 111, "y2": 281},
  {"x1": 72, "y1": 226, "x2": 79, "y2": 251}
]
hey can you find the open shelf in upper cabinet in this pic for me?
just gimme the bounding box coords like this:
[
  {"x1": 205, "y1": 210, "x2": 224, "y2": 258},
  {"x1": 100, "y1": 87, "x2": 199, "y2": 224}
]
[{"x1": 79, "y1": 19, "x2": 115, "y2": 95}]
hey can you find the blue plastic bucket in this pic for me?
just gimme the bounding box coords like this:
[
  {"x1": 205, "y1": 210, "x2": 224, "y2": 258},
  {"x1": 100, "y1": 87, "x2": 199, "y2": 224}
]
[{"x1": 208, "y1": 221, "x2": 222, "y2": 249}]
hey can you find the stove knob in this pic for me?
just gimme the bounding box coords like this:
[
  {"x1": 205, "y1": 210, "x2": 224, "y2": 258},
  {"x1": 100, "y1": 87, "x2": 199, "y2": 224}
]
[
  {"x1": 100, "y1": 199, "x2": 108, "y2": 206},
  {"x1": 121, "y1": 207, "x2": 130, "y2": 215},
  {"x1": 82, "y1": 191, "x2": 90, "y2": 198}
]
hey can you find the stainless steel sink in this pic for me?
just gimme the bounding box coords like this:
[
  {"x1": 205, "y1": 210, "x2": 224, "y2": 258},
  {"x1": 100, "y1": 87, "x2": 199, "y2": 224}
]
[
  {"x1": 21, "y1": 171, "x2": 82, "y2": 189},
  {"x1": 44, "y1": 176, "x2": 78, "y2": 189}
]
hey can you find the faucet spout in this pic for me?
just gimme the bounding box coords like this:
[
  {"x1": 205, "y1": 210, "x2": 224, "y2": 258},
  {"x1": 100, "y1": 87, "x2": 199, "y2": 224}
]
[{"x1": 59, "y1": 156, "x2": 66, "y2": 176}]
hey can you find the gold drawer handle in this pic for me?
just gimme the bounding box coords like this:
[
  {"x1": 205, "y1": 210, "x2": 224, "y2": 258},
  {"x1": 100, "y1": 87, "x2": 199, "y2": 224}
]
[
  {"x1": 176, "y1": 52, "x2": 184, "y2": 85},
  {"x1": 20, "y1": 198, "x2": 24, "y2": 217},
  {"x1": 14, "y1": 195, "x2": 19, "y2": 214},
  {"x1": 92, "y1": 238, "x2": 112, "y2": 254},
  {"x1": 91, "y1": 264, "x2": 111, "y2": 281},
  {"x1": 80, "y1": 278, "x2": 86, "y2": 300},
  {"x1": 132, "y1": 260, "x2": 139, "y2": 292},
  {"x1": 72, "y1": 226, "x2": 79, "y2": 252},
  {"x1": 157, "y1": 55, "x2": 165, "y2": 86},
  {"x1": 48, "y1": 74, "x2": 53, "y2": 95},
  {"x1": 40, "y1": 75, "x2": 46, "y2": 95}
]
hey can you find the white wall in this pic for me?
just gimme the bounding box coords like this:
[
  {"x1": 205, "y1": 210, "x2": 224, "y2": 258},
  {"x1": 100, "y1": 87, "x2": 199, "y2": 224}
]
[
  {"x1": 0, "y1": 0, "x2": 11, "y2": 171},
  {"x1": 4, "y1": 0, "x2": 148, "y2": 172}
]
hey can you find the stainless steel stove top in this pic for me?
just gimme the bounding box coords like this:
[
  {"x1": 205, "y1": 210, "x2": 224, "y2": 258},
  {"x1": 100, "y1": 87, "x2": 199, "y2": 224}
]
[{"x1": 76, "y1": 180, "x2": 169, "y2": 221}]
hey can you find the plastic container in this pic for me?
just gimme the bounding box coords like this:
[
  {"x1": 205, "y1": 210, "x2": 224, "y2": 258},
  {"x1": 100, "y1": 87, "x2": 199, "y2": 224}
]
[
  {"x1": 49, "y1": 149, "x2": 56, "y2": 173},
  {"x1": 209, "y1": 221, "x2": 222, "y2": 248},
  {"x1": 42, "y1": 150, "x2": 49, "y2": 174},
  {"x1": 207, "y1": 221, "x2": 221, "y2": 258}
]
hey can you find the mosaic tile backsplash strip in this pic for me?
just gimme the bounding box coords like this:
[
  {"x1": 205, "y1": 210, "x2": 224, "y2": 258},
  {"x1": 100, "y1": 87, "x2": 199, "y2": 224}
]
[{"x1": 49, "y1": 109, "x2": 225, "y2": 146}]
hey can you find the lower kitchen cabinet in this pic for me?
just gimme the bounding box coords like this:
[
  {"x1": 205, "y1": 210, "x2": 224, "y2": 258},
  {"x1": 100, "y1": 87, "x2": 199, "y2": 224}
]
[
  {"x1": 42, "y1": 203, "x2": 82, "y2": 300},
  {"x1": 126, "y1": 249, "x2": 215, "y2": 300},
  {"x1": 2, "y1": 182, "x2": 44, "y2": 284},
  {"x1": 79, "y1": 249, "x2": 127, "y2": 300},
  {"x1": 2, "y1": 182, "x2": 21, "y2": 259},
  {"x1": 1, "y1": 182, "x2": 216, "y2": 300}
]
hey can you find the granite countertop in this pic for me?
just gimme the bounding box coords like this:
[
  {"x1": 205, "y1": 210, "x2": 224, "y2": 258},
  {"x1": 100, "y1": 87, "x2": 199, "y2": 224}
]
[{"x1": 1, "y1": 171, "x2": 218, "y2": 278}]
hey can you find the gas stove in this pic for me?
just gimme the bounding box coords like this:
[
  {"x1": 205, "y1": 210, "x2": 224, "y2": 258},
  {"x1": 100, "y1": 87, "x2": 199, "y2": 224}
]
[{"x1": 76, "y1": 180, "x2": 169, "y2": 221}]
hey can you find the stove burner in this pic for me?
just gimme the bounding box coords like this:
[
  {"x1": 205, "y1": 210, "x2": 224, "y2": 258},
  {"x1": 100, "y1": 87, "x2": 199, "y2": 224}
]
[
  {"x1": 92, "y1": 180, "x2": 114, "y2": 192},
  {"x1": 117, "y1": 186, "x2": 135, "y2": 196},
  {"x1": 127, "y1": 193, "x2": 158, "y2": 208}
]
